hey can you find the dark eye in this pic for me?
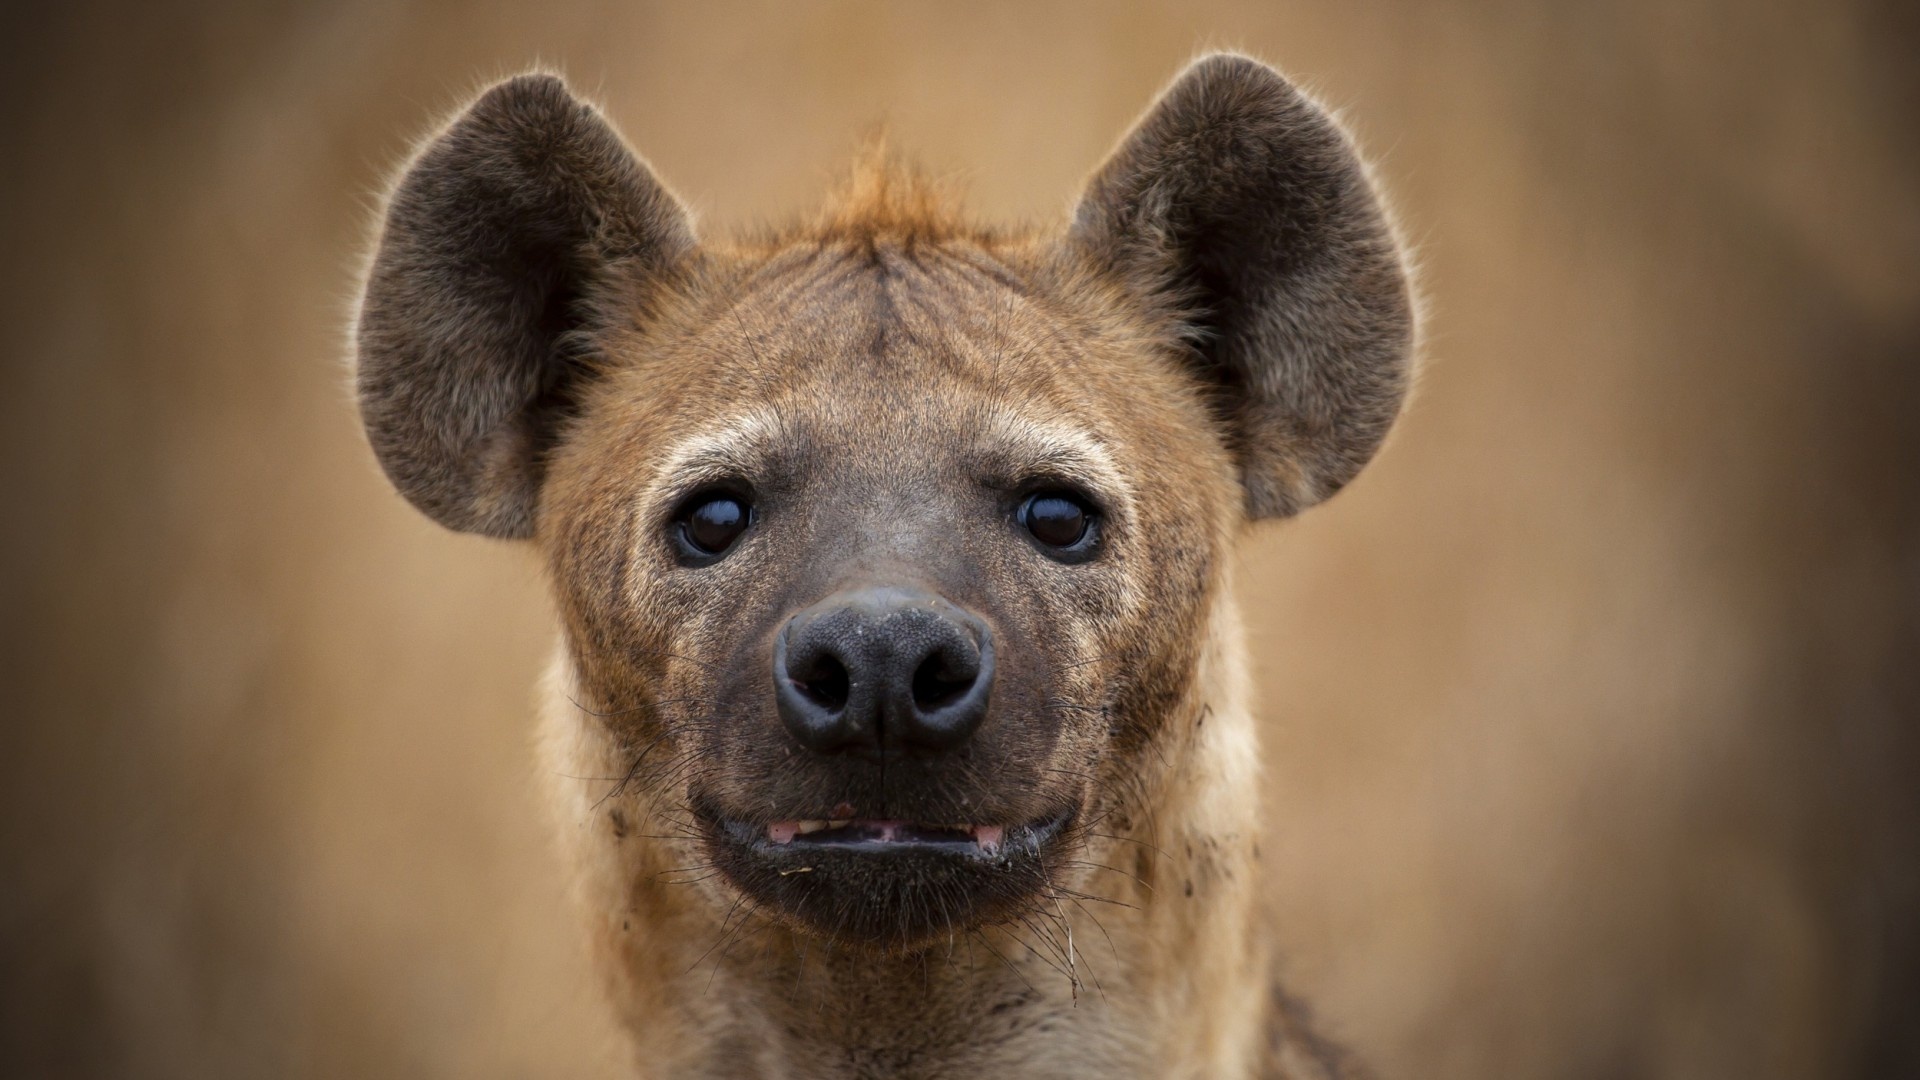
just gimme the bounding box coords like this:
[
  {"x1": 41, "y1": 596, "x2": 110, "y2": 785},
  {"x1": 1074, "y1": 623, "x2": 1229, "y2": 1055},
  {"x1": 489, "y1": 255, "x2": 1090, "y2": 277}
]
[
  {"x1": 677, "y1": 492, "x2": 751, "y2": 557},
  {"x1": 1020, "y1": 491, "x2": 1095, "y2": 553}
]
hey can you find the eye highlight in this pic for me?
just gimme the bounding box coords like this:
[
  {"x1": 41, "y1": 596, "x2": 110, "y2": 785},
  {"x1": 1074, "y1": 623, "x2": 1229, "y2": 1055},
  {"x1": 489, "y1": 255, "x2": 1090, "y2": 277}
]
[
  {"x1": 674, "y1": 490, "x2": 752, "y2": 560},
  {"x1": 1018, "y1": 490, "x2": 1098, "y2": 558}
]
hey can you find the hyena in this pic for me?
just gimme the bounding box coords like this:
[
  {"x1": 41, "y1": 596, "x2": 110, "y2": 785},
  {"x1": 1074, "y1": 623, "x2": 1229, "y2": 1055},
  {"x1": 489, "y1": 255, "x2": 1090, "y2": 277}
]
[{"x1": 355, "y1": 53, "x2": 1412, "y2": 1079}]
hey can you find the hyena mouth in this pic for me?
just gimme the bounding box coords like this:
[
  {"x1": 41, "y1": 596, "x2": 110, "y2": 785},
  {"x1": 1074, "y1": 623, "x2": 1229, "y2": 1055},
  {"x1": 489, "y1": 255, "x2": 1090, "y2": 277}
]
[
  {"x1": 700, "y1": 806, "x2": 1075, "y2": 950},
  {"x1": 721, "y1": 812, "x2": 1068, "y2": 862},
  {"x1": 762, "y1": 819, "x2": 1007, "y2": 850}
]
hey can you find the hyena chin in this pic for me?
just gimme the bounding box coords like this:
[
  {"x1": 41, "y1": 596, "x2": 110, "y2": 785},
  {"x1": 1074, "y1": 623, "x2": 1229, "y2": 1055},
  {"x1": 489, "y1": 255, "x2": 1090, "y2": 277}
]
[{"x1": 355, "y1": 52, "x2": 1412, "y2": 1080}]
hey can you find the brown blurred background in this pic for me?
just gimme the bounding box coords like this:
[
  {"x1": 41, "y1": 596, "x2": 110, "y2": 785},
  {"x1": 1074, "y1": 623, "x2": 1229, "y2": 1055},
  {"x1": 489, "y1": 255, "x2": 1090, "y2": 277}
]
[{"x1": 2, "y1": 2, "x2": 1915, "y2": 1077}]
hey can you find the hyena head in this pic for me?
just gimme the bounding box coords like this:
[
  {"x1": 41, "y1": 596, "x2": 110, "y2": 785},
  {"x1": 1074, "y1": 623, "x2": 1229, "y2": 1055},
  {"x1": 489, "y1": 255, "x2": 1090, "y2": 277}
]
[{"x1": 356, "y1": 55, "x2": 1410, "y2": 956}]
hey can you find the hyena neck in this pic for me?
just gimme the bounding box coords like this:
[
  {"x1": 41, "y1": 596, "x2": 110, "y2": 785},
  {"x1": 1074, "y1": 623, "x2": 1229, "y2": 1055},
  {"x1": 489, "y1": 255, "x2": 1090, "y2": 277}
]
[{"x1": 540, "y1": 595, "x2": 1273, "y2": 1077}]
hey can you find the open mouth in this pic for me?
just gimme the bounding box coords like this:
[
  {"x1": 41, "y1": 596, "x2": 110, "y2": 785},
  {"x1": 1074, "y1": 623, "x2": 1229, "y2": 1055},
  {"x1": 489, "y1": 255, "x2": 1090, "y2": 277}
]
[
  {"x1": 762, "y1": 818, "x2": 1007, "y2": 851},
  {"x1": 723, "y1": 813, "x2": 1063, "y2": 862},
  {"x1": 698, "y1": 804, "x2": 1074, "y2": 950}
]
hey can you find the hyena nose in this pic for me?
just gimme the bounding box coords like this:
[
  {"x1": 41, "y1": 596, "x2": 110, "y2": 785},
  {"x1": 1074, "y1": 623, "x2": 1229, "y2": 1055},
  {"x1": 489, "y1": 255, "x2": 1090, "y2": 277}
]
[{"x1": 773, "y1": 587, "x2": 994, "y2": 758}]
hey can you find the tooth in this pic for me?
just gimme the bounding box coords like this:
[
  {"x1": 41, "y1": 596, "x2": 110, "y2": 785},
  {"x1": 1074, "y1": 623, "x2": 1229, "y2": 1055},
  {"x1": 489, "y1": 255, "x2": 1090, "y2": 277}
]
[
  {"x1": 767, "y1": 822, "x2": 798, "y2": 844},
  {"x1": 827, "y1": 819, "x2": 851, "y2": 829},
  {"x1": 796, "y1": 820, "x2": 827, "y2": 835}
]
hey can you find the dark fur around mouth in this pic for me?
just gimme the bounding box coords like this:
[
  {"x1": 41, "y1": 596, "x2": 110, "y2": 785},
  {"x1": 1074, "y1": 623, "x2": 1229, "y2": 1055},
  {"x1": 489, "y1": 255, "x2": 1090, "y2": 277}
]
[{"x1": 698, "y1": 804, "x2": 1076, "y2": 952}]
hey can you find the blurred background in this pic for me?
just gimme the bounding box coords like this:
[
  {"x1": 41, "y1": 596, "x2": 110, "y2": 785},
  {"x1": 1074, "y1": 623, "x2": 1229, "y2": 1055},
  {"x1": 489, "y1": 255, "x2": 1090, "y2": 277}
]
[{"x1": 2, "y1": 2, "x2": 1915, "y2": 1077}]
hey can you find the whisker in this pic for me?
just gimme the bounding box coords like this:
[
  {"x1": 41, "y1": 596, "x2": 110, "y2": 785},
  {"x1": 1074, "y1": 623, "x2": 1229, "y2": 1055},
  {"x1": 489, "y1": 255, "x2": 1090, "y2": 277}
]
[
  {"x1": 570, "y1": 694, "x2": 727, "y2": 719},
  {"x1": 1007, "y1": 915, "x2": 1076, "y2": 989},
  {"x1": 625, "y1": 647, "x2": 724, "y2": 673},
  {"x1": 654, "y1": 862, "x2": 720, "y2": 879},
  {"x1": 970, "y1": 928, "x2": 1035, "y2": 994},
  {"x1": 656, "y1": 870, "x2": 726, "y2": 886},
  {"x1": 1045, "y1": 887, "x2": 1138, "y2": 910},
  {"x1": 1064, "y1": 893, "x2": 1123, "y2": 964},
  {"x1": 1084, "y1": 831, "x2": 1169, "y2": 859},
  {"x1": 688, "y1": 895, "x2": 751, "y2": 977},
  {"x1": 1060, "y1": 859, "x2": 1154, "y2": 892}
]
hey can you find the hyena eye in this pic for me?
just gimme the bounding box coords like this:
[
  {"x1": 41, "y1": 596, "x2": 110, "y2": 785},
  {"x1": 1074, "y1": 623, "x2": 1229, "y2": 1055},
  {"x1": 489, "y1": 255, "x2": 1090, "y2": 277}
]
[
  {"x1": 1019, "y1": 491, "x2": 1097, "y2": 555},
  {"x1": 676, "y1": 491, "x2": 752, "y2": 558}
]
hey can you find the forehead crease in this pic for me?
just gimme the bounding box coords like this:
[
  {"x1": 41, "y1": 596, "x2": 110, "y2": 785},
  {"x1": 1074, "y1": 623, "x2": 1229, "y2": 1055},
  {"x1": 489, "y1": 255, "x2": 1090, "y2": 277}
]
[
  {"x1": 890, "y1": 255, "x2": 1026, "y2": 329},
  {"x1": 684, "y1": 244, "x2": 1117, "y2": 452},
  {"x1": 894, "y1": 268, "x2": 1091, "y2": 377},
  {"x1": 733, "y1": 245, "x2": 854, "y2": 311},
  {"x1": 739, "y1": 246, "x2": 905, "y2": 325},
  {"x1": 731, "y1": 281, "x2": 892, "y2": 385},
  {"x1": 723, "y1": 240, "x2": 1040, "y2": 357}
]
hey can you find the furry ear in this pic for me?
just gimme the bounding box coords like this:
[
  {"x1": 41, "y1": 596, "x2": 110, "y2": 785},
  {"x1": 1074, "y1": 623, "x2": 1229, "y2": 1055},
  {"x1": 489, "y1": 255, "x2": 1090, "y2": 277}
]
[
  {"x1": 355, "y1": 74, "x2": 693, "y2": 538},
  {"x1": 1071, "y1": 53, "x2": 1414, "y2": 519}
]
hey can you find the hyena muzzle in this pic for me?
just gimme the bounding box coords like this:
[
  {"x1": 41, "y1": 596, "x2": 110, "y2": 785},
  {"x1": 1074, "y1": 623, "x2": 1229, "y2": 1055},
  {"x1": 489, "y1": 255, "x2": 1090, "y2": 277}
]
[{"x1": 355, "y1": 52, "x2": 1412, "y2": 1080}]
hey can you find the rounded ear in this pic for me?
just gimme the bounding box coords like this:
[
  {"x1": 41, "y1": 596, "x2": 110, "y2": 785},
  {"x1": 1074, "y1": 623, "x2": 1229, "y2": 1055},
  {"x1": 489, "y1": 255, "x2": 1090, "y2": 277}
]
[
  {"x1": 1070, "y1": 53, "x2": 1415, "y2": 520},
  {"x1": 355, "y1": 74, "x2": 694, "y2": 538}
]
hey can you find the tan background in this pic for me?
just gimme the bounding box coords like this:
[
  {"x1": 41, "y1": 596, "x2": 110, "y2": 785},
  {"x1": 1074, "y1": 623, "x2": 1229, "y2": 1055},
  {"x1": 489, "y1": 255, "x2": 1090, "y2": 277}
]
[{"x1": 2, "y1": 2, "x2": 1916, "y2": 1077}]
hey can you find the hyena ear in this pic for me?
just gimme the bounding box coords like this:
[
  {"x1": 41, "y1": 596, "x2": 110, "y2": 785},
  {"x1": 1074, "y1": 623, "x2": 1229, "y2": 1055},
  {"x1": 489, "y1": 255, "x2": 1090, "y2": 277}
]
[
  {"x1": 355, "y1": 74, "x2": 693, "y2": 538},
  {"x1": 1070, "y1": 53, "x2": 1414, "y2": 519}
]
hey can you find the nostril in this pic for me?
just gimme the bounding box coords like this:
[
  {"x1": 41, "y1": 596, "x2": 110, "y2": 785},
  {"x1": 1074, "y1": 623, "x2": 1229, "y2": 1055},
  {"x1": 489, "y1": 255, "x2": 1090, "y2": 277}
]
[
  {"x1": 793, "y1": 653, "x2": 850, "y2": 712},
  {"x1": 911, "y1": 651, "x2": 976, "y2": 712},
  {"x1": 777, "y1": 588, "x2": 993, "y2": 757}
]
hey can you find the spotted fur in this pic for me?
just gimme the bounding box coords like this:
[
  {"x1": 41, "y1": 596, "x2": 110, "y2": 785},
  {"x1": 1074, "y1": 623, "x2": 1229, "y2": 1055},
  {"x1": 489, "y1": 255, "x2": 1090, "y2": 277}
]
[{"x1": 355, "y1": 53, "x2": 1412, "y2": 1079}]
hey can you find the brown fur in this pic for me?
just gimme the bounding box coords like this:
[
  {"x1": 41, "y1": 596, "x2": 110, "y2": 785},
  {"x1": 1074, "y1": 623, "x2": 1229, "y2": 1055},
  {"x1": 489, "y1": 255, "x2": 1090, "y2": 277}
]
[{"x1": 355, "y1": 53, "x2": 1412, "y2": 1079}]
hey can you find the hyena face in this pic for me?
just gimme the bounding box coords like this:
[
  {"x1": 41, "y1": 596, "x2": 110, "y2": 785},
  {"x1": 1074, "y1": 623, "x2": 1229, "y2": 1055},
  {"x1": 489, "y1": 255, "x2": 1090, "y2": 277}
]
[
  {"x1": 357, "y1": 57, "x2": 1410, "y2": 955},
  {"x1": 540, "y1": 239, "x2": 1234, "y2": 950}
]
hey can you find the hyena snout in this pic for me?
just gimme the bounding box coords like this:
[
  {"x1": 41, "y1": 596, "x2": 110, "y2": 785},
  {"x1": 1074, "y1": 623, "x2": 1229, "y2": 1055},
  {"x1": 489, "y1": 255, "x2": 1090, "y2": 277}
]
[{"x1": 773, "y1": 586, "x2": 995, "y2": 759}]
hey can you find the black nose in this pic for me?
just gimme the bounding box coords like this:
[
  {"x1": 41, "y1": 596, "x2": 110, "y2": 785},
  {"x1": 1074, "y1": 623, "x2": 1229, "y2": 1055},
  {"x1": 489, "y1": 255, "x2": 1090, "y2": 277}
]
[{"x1": 774, "y1": 587, "x2": 994, "y2": 757}]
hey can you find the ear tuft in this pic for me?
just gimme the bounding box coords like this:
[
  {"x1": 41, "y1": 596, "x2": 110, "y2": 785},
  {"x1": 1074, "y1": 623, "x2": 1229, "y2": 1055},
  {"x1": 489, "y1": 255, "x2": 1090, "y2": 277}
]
[
  {"x1": 1072, "y1": 53, "x2": 1415, "y2": 519},
  {"x1": 355, "y1": 73, "x2": 693, "y2": 538}
]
